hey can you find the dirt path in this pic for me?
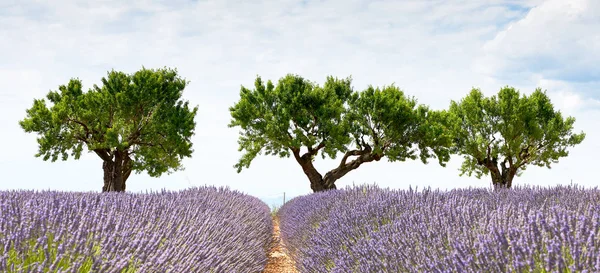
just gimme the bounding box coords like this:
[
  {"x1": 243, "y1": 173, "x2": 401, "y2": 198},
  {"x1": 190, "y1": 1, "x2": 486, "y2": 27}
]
[{"x1": 262, "y1": 217, "x2": 299, "y2": 273}]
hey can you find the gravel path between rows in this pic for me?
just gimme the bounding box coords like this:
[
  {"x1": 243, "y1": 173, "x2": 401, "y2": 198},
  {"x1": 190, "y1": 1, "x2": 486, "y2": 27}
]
[{"x1": 262, "y1": 216, "x2": 299, "y2": 273}]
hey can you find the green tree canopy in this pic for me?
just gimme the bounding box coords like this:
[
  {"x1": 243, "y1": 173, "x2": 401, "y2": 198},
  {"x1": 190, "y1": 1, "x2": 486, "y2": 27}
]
[
  {"x1": 19, "y1": 67, "x2": 198, "y2": 192},
  {"x1": 229, "y1": 74, "x2": 453, "y2": 192},
  {"x1": 448, "y1": 87, "x2": 585, "y2": 189}
]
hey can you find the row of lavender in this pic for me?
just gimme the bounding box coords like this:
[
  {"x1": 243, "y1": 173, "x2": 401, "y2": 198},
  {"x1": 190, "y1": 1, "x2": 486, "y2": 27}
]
[
  {"x1": 278, "y1": 185, "x2": 600, "y2": 273},
  {"x1": 0, "y1": 187, "x2": 272, "y2": 273}
]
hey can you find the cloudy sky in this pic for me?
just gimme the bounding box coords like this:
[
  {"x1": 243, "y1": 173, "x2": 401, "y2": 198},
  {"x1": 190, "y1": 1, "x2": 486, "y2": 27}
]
[{"x1": 1, "y1": 0, "x2": 598, "y2": 205}]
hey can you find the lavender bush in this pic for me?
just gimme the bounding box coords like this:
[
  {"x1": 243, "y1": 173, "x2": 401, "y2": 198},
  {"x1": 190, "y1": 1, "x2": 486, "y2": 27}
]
[
  {"x1": 279, "y1": 184, "x2": 600, "y2": 273},
  {"x1": 0, "y1": 186, "x2": 272, "y2": 273}
]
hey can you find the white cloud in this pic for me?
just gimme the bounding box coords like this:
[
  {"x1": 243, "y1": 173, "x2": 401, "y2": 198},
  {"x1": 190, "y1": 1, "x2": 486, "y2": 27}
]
[
  {"x1": 537, "y1": 78, "x2": 600, "y2": 113},
  {"x1": 475, "y1": 0, "x2": 600, "y2": 93},
  {"x1": 0, "y1": 0, "x2": 597, "y2": 203}
]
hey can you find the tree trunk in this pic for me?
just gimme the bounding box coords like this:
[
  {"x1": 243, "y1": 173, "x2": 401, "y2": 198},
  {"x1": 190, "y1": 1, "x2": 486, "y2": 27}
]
[
  {"x1": 300, "y1": 158, "x2": 336, "y2": 192},
  {"x1": 292, "y1": 150, "x2": 335, "y2": 192},
  {"x1": 102, "y1": 150, "x2": 133, "y2": 192},
  {"x1": 485, "y1": 159, "x2": 517, "y2": 190},
  {"x1": 310, "y1": 177, "x2": 336, "y2": 192},
  {"x1": 293, "y1": 146, "x2": 381, "y2": 193}
]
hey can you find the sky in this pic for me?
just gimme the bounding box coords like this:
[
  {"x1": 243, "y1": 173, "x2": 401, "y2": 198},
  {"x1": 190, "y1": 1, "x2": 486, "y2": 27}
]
[{"x1": 1, "y1": 0, "x2": 598, "y2": 207}]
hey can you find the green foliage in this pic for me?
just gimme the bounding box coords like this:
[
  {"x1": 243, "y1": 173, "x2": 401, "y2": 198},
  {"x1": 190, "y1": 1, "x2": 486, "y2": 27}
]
[
  {"x1": 229, "y1": 74, "x2": 353, "y2": 171},
  {"x1": 229, "y1": 74, "x2": 453, "y2": 172},
  {"x1": 19, "y1": 67, "x2": 198, "y2": 177},
  {"x1": 448, "y1": 87, "x2": 585, "y2": 179},
  {"x1": 346, "y1": 85, "x2": 453, "y2": 165},
  {"x1": 3, "y1": 233, "x2": 138, "y2": 273}
]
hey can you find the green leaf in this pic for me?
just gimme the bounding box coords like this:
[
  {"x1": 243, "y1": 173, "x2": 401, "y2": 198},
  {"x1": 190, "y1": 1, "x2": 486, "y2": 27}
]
[
  {"x1": 229, "y1": 75, "x2": 454, "y2": 174},
  {"x1": 448, "y1": 86, "x2": 585, "y2": 181},
  {"x1": 19, "y1": 67, "x2": 199, "y2": 179}
]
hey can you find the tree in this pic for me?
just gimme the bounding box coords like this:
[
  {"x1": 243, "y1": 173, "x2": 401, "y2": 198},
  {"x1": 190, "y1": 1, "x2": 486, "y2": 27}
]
[
  {"x1": 229, "y1": 74, "x2": 453, "y2": 192},
  {"x1": 448, "y1": 87, "x2": 585, "y2": 190},
  {"x1": 19, "y1": 67, "x2": 199, "y2": 192}
]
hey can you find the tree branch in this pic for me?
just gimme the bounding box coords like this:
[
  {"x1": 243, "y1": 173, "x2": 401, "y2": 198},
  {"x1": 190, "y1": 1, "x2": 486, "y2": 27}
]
[
  {"x1": 382, "y1": 140, "x2": 392, "y2": 151},
  {"x1": 516, "y1": 140, "x2": 552, "y2": 168},
  {"x1": 501, "y1": 157, "x2": 509, "y2": 171},
  {"x1": 66, "y1": 118, "x2": 93, "y2": 140},
  {"x1": 128, "y1": 107, "x2": 156, "y2": 145},
  {"x1": 339, "y1": 150, "x2": 362, "y2": 167},
  {"x1": 307, "y1": 141, "x2": 325, "y2": 156},
  {"x1": 324, "y1": 148, "x2": 380, "y2": 186},
  {"x1": 486, "y1": 135, "x2": 496, "y2": 162},
  {"x1": 131, "y1": 141, "x2": 156, "y2": 147},
  {"x1": 94, "y1": 149, "x2": 112, "y2": 162},
  {"x1": 307, "y1": 115, "x2": 319, "y2": 136},
  {"x1": 70, "y1": 131, "x2": 90, "y2": 144},
  {"x1": 291, "y1": 147, "x2": 303, "y2": 163}
]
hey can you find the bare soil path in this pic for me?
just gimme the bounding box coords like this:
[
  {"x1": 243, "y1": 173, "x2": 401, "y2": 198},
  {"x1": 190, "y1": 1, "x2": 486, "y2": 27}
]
[{"x1": 262, "y1": 216, "x2": 299, "y2": 273}]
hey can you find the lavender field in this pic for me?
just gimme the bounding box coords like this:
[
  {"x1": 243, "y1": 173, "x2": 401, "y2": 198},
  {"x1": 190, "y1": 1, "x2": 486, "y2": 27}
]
[
  {"x1": 0, "y1": 187, "x2": 272, "y2": 273},
  {"x1": 279, "y1": 185, "x2": 600, "y2": 273},
  {"x1": 3, "y1": 184, "x2": 600, "y2": 273}
]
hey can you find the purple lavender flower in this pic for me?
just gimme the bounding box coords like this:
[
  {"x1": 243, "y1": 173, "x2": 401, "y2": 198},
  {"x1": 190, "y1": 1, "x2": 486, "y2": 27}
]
[
  {"x1": 279, "y1": 184, "x2": 600, "y2": 272},
  {"x1": 0, "y1": 186, "x2": 272, "y2": 273}
]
